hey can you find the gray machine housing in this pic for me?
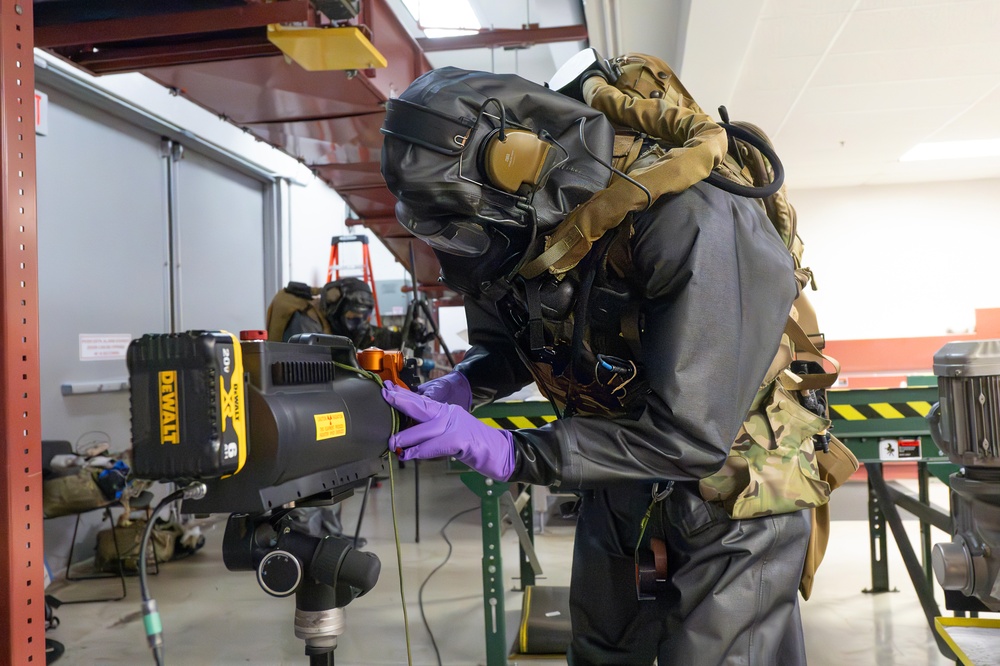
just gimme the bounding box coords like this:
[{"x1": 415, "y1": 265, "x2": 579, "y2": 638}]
[{"x1": 929, "y1": 340, "x2": 1000, "y2": 610}]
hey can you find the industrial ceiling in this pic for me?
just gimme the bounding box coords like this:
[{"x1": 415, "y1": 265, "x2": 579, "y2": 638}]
[{"x1": 33, "y1": 0, "x2": 1000, "y2": 287}]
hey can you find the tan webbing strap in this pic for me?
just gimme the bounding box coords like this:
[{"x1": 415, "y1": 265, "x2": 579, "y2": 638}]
[
  {"x1": 520, "y1": 227, "x2": 586, "y2": 279},
  {"x1": 779, "y1": 316, "x2": 840, "y2": 391},
  {"x1": 518, "y1": 77, "x2": 728, "y2": 279},
  {"x1": 612, "y1": 132, "x2": 644, "y2": 172},
  {"x1": 611, "y1": 132, "x2": 635, "y2": 166}
]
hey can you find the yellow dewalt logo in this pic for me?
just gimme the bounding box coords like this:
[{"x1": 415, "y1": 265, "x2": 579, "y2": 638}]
[
  {"x1": 220, "y1": 377, "x2": 243, "y2": 429},
  {"x1": 159, "y1": 370, "x2": 180, "y2": 444},
  {"x1": 217, "y1": 333, "x2": 247, "y2": 476}
]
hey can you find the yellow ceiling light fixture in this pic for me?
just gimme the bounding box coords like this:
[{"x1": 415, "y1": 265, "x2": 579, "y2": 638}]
[{"x1": 267, "y1": 24, "x2": 387, "y2": 71}]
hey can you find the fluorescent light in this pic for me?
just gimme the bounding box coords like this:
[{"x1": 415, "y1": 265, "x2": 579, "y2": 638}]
[
  {"x1": 900, "y1": 139, "x2": 1000, "y2": 162},
  {"x1": 401, "y1": 0, "x2": 481, "y2": 37}
]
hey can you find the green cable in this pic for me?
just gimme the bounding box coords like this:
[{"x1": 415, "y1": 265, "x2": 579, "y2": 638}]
[
  {"x1": 334, "y1": 362, "x2": 413, "y2": 665},
  {"x1": 387, "y1": 448, "x2": 413, "y2": 665}
]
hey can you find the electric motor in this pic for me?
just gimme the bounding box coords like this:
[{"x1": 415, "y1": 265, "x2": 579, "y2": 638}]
[{"x1": 929, "y1": 340, "x2": 1000, "y2": 611}]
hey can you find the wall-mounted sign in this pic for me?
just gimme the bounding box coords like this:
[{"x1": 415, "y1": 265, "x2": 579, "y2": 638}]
[{"x1": 79, "y1": 333, "x2": 132, "y2": 361}]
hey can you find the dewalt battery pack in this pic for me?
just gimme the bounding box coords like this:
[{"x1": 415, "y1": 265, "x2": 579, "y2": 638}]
[{"x1": 127, "y1": 331, "x2": 247, "y2": 480}]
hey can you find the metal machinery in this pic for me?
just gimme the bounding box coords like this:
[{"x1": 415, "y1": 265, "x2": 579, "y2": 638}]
[{"x1": 929, "y1": 341, "x2": 1000, "y2": 612}]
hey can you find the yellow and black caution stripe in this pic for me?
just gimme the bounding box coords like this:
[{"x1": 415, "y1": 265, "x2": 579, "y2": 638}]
[
  {"x1": 479, "y1": 403, "x2": 935, "y2": 425},
  {"x1": 830, "y1": 401, "x2": 933, "y2": 421},
  {"x1": 479, "y1": 415, "x2": 558, "y2": 430}
]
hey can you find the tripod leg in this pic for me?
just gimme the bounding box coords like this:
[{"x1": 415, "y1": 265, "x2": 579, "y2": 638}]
[{"x1": 417, "y1": 297, "x2": 455, "y2": 366}]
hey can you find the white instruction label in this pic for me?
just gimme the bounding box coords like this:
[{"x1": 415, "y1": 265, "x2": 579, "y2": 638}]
[{"x1": 79, "y1": 334, "x2": 132, "y2": 361}]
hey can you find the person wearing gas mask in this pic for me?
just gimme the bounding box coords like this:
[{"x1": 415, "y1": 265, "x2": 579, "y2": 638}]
[
  {"x1": 379, "y1": 60, "x2": 814, "y2": 665},
  {"x1": 282, "y1": 277, "x2": 406, "y2": 350},
  {"x1": 322, "y1": 277, "x2": 407, "y2": 349}
]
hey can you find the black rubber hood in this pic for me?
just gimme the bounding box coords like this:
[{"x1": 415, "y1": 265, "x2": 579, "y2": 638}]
[{"x1": 380, "y1": 68, "x2": 615, "y2": 292}]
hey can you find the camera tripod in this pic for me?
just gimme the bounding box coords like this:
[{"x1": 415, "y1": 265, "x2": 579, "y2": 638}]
[
  {"x1": 400, "y1": 241, "x2": 456, "y2": 370},
  {"x1": 222, "y1": 504, "x2": 381, "y2": 665}
]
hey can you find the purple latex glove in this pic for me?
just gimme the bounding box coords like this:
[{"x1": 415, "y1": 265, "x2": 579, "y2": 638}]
[
  {"x1": 416, "y1": 371, "x2": 473, "y2": 411},
  {"x1": 382, "y1": 381, "x2": 515, "y2": 481}
]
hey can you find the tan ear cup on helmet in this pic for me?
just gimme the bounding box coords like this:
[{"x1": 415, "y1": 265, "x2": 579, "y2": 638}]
[
  {"x1": 482, "y1": 129, "x2": 552, "y2": 194},
  {"x1": 320, "y1": 284, "x2": 343, "y2": 310}
]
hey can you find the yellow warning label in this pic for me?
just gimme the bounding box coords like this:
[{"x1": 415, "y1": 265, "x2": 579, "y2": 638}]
[{"x1": 315, "y1": 412, "x2": 347, "y2": 441}]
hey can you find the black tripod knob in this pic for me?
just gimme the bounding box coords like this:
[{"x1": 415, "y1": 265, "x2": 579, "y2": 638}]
[{"x1": 257, "y1": 550, "x2": 303, "y2": 597}]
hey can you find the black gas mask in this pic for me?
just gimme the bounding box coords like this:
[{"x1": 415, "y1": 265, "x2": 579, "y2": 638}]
[
  {"x1": 320, "y1": 278, "x2": 375, "y2": 345},
  {"x1": 381, "y1": 68, "x2": 615, "y2": 299}
]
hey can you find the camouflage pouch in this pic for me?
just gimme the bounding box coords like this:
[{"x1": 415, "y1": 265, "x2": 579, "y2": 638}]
[
  {"x1": 95, "y1": 518, "x2": 176, "y2": 573},
  {"x1": 699, "y1": 383, "x2": 833, "y2": 519},
  {"x1": 42, "y1": 469, "x2": 110, "y2": 518}
]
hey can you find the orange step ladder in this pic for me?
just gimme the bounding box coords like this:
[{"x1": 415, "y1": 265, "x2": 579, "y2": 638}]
[{"x1": 326, "y1": 234, "x2": 382, "y2": 326}]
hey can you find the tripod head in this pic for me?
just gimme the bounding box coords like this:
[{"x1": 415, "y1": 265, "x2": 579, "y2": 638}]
[{"x1": 222, "y1": 509, "x2": 381, "y2": 660}]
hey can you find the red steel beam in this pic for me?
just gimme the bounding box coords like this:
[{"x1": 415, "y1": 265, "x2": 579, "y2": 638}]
[
  {"x1": 417, "y1": 24, "x2": 588, "y2": 52},
  {"x1": 71, "y1": 37, "x2": 281, "y2": 74},
  {"x1": 1, "y1": 0, "x2": 45, "y2": 663},
  {"x1": 35, "y1": 0, "x2": 314, "y2": 48}
]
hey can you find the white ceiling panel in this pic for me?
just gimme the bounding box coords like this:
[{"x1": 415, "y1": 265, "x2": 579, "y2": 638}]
[
  {"x1": 793, "y1": 77, "x2": 996, "y2": 115},
  {"x1": 931, "y1": 85, "x2": 1000, "y2": 140},
  {"x1": 780, "y1": 106, "x2": 963, "y2": 151},
  {"x1": 760, "y1": 0, "x2": 861, "y2": 19},
  {"x1": 734, "y1": 55, "x2": 823, "y2": 94},
  {"x1": 394, "y1": 0, "x2": 1000, "y2": 188},
  {"x1": 813, "y1": 45, "x2": 1000, "y2": 88},
  {"x1": 750, "y1": 14, "x2": 852, "y2": 59},
  {"x1": 678, "y1": 0, "x2": 1000, "y2": 187},
  {"x1": 726, "y1": 87, "x2": 803, "y2": 133},
  {"x1": 835, "y1": 2, "x2": 1000, "y2": 53}
]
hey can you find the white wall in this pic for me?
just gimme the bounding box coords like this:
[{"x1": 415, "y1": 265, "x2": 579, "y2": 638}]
[
  {"x1": 34, "y1": 50, "x2": 410, "y2": 299},
  {"x1": 790, "y1": 178, "x2": 1000, "y2": 341}
]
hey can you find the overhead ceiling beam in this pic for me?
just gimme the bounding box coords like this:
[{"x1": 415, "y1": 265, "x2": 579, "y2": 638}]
[
  {"x1": 417, "y1": 24, "x2": 588, "y2": 52},
  {"x1": 67, "y1": 36, "x2": 281, "y2": 75},
  {"x1": 35, "y1": 1, "x2": 314, "y2": 48}
]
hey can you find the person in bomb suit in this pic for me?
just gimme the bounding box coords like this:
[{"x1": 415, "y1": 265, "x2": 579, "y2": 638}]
[
  {"x1": 379, "y1": 63, "x2": 819, "y2": 665},
  {"x1": 281, "y1": 277, "x2": 404, "y2": 350}
]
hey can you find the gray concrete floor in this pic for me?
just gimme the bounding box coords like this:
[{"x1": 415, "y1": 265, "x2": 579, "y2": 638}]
[{"x1": 43, "y1": 465, "x2": 975, "y2": 665}]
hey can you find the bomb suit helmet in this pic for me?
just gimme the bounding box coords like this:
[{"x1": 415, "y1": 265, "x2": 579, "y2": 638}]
[{"x1": 380, "y1": 67, "x2": 616, "y2": 298}]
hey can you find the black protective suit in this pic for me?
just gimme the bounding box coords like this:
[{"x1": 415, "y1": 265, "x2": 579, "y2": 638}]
[
  {"x1": 457, "y1": 183, "x2": 806, "y2": 665},
  {"x1": 381, "y1": 67, "x2": 808, "y2": 665}
]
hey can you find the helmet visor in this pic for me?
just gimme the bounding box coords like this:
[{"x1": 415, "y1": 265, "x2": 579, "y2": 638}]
[{"x1": 396, "y1": 202, "x2": 494, "y2": 257}]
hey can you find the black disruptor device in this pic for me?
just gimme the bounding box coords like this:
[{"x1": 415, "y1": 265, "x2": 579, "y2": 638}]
[{"x1": 127, "y1": 330, "x2": 392, "y2": 514}]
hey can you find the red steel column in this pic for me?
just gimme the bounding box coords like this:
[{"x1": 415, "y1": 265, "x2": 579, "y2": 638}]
[{"x1": 1, "y1": 0, "x2": 46, "y2": 663}]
